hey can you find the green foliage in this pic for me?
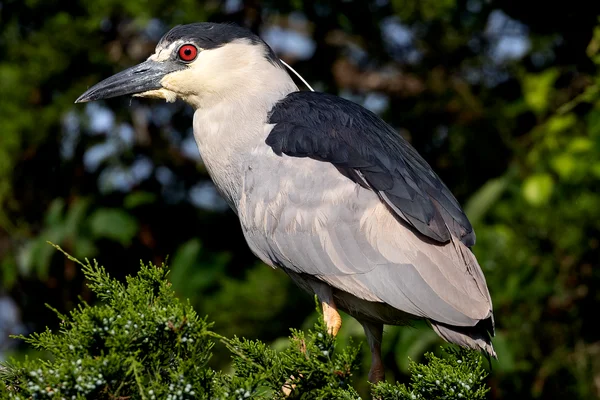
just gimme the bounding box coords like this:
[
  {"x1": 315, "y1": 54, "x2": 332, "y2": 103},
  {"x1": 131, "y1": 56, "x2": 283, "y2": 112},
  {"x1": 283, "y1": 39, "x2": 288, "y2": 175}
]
[
  {"x1": 523, "y1": 69, "x2": 560, "y2": 115},
  {"x1": 521, "y1": 173, "x2": 554, "y2": 207},
  {"x1": 16, "y1": 199, "x2": 142, "y2": 281},
  {"x1": 372, "y1": 348, "x2": 489, "y2": 400},
  {"x1": 0, "y1": 251, "x2": 489, "y2": 399},
  {"x1": 222, "y1": 302, "x2": 362, "y2": 399},
  {"x1": 2, "y1": 247, "x2": 219, "y2": 399},
  {"x1": 3, "y1": 1, "x2": 600, "y2": 398},
  {"x1": 88, "y1": 208, "x2": 139, "y2": 246},
  {"x1": 469, "y1": 40, "x2": 600, "y2": 396}
]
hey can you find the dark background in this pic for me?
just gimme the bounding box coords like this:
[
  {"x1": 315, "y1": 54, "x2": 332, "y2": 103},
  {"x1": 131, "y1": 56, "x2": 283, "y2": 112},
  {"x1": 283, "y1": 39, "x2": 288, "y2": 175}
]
[{"x1": 1, "y1": 0, "x2": 599, "y2": 398}]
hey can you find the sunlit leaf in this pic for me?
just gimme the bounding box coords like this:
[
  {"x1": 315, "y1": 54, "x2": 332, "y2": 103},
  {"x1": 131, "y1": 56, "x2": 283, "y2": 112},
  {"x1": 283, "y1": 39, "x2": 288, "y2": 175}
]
[
  {"x1": 568, "y1": 137, "x2": 593, "y2": 153},
  {"x1": 546, "y1": 113, "x2": 576, "y2": 134},
  {"x1": 551, "y1": 154, "x2": 576, "y2": 179},
  {"x1": 522, "y1": 173, "x2": 554, "y2": 206},
  {"x1": 587, "y1": 26, "x2": 600, "y2": 59},
  {"x1": 592, "y1": 162, "x2": 600, "y2": 178},
  {"x1": 523, "y1": 69, "x2": 559, "y2": 114}
]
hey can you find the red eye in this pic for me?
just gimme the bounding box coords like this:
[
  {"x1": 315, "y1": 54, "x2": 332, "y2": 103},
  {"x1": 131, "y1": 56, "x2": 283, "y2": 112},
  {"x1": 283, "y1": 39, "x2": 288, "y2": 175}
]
[{"x1": 178, "y1": 44, "x2": 198, "y2": 62}]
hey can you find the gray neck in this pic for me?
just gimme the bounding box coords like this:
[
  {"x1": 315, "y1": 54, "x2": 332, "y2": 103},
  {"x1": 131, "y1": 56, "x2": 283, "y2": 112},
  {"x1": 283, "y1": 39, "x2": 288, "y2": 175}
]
[{"x1": 192, "y1": 64, "x2": 298, "y2": 211}]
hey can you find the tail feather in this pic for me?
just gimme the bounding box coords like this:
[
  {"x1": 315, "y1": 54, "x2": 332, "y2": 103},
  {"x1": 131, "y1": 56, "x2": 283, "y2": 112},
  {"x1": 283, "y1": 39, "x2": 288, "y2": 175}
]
[{"x1": 430, "y1": 319, "x2": 497, "y2": 359}]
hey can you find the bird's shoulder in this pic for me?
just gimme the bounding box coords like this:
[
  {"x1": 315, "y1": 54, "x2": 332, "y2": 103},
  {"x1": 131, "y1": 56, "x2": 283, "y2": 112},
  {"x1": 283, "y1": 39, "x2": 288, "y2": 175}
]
[{"x1": 266, "y1": 91, "x2": 475, "y2": 247}]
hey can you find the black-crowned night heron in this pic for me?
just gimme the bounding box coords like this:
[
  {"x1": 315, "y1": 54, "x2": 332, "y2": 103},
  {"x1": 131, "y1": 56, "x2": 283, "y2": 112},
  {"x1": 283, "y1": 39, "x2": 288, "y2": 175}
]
[{"x1": 76, "y1": 22, "x2": 495, "y2": 383}]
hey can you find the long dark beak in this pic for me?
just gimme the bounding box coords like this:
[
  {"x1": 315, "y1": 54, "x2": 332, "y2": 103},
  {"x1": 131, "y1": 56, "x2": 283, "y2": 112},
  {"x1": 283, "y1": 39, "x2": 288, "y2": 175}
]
[{"x1": 75, "y1": 59, "x2": 184, "y2": 103}]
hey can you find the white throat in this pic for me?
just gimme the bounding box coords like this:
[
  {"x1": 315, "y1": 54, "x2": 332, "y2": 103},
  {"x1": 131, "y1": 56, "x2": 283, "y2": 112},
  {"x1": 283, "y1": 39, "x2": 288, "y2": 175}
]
[{"x1": 191, "y1": 57, "x2": 298, "y2": 211}]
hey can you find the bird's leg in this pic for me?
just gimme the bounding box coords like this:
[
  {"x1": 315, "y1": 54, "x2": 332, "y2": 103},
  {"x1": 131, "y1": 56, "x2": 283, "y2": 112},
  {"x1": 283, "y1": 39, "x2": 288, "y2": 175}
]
[
  {"x1": 322, "y1": 299, "x2": 342, "y2": 336},
  {"x1": 360, "y1": 320, "x2": 385, "y2": 383},
  {"x1": 307, "y1": 281, "x2": 342, "y2": 336},
  {"x1": 311, "y1": 283, "x2": 342, "y2": 336}
]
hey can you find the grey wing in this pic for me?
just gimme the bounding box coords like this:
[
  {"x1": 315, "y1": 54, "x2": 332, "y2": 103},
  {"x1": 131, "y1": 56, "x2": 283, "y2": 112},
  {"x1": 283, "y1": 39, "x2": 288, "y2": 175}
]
[
  {"x1": 267, "y1": 91, "x2": 475, "y2": 247},
  {"x1": 239, "y1": 151, "x2": 492, "y2": 328}
]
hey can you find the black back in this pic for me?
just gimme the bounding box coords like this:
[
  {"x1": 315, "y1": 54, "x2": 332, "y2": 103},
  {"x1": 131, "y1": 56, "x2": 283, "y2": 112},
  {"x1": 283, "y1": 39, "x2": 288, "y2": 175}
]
[{"x1": 266, "y1": 91, "x2": 475, "y2": 247}]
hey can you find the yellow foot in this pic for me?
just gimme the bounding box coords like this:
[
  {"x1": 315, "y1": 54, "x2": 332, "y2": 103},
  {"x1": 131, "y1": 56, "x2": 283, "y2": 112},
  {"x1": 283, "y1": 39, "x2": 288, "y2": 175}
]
[{"x1": 322, "y1": 300, "x2": 342, "y2": 336}]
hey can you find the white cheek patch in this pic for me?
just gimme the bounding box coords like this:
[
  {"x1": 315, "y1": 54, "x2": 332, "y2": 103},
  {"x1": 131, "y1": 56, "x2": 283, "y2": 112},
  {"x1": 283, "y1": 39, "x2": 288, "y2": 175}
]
[{"x1": 160, "y1": 69, "x2": 191, "y2": 93}]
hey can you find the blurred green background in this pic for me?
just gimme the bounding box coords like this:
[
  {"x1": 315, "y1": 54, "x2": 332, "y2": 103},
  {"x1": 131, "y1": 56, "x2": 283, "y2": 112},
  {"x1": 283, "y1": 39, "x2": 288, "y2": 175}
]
[{"x1": 1, "y1": 0, "x2": 599, "y2": 398}]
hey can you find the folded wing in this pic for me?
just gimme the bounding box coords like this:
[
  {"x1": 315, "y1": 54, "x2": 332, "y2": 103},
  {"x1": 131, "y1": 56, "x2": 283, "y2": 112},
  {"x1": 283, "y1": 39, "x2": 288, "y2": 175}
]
[{"x1": 266, "y1": 91, "x2": 475, "y2": 247}]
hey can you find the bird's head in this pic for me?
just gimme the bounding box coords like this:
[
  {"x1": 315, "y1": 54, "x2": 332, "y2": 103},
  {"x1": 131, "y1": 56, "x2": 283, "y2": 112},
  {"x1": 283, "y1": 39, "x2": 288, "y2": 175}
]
[{"x1": 76, "y1": 23, "x2": 287, "y2": 108}]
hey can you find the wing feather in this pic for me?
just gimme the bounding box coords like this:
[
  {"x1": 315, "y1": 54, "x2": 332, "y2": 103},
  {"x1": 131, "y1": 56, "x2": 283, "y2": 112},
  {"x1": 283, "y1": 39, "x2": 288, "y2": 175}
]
[
  {"x1": 239, "y1": 154, "x2": 492, "y2": 329},
  {"x1": 267, "y1": 91, "x2": 475, "y2": 246}
]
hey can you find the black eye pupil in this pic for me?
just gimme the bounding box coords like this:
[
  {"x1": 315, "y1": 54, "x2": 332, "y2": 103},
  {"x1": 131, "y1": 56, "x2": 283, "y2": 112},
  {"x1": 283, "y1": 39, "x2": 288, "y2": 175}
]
[{"x1": 185, "y1": 49, "x2": 191, "y2": 55}]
